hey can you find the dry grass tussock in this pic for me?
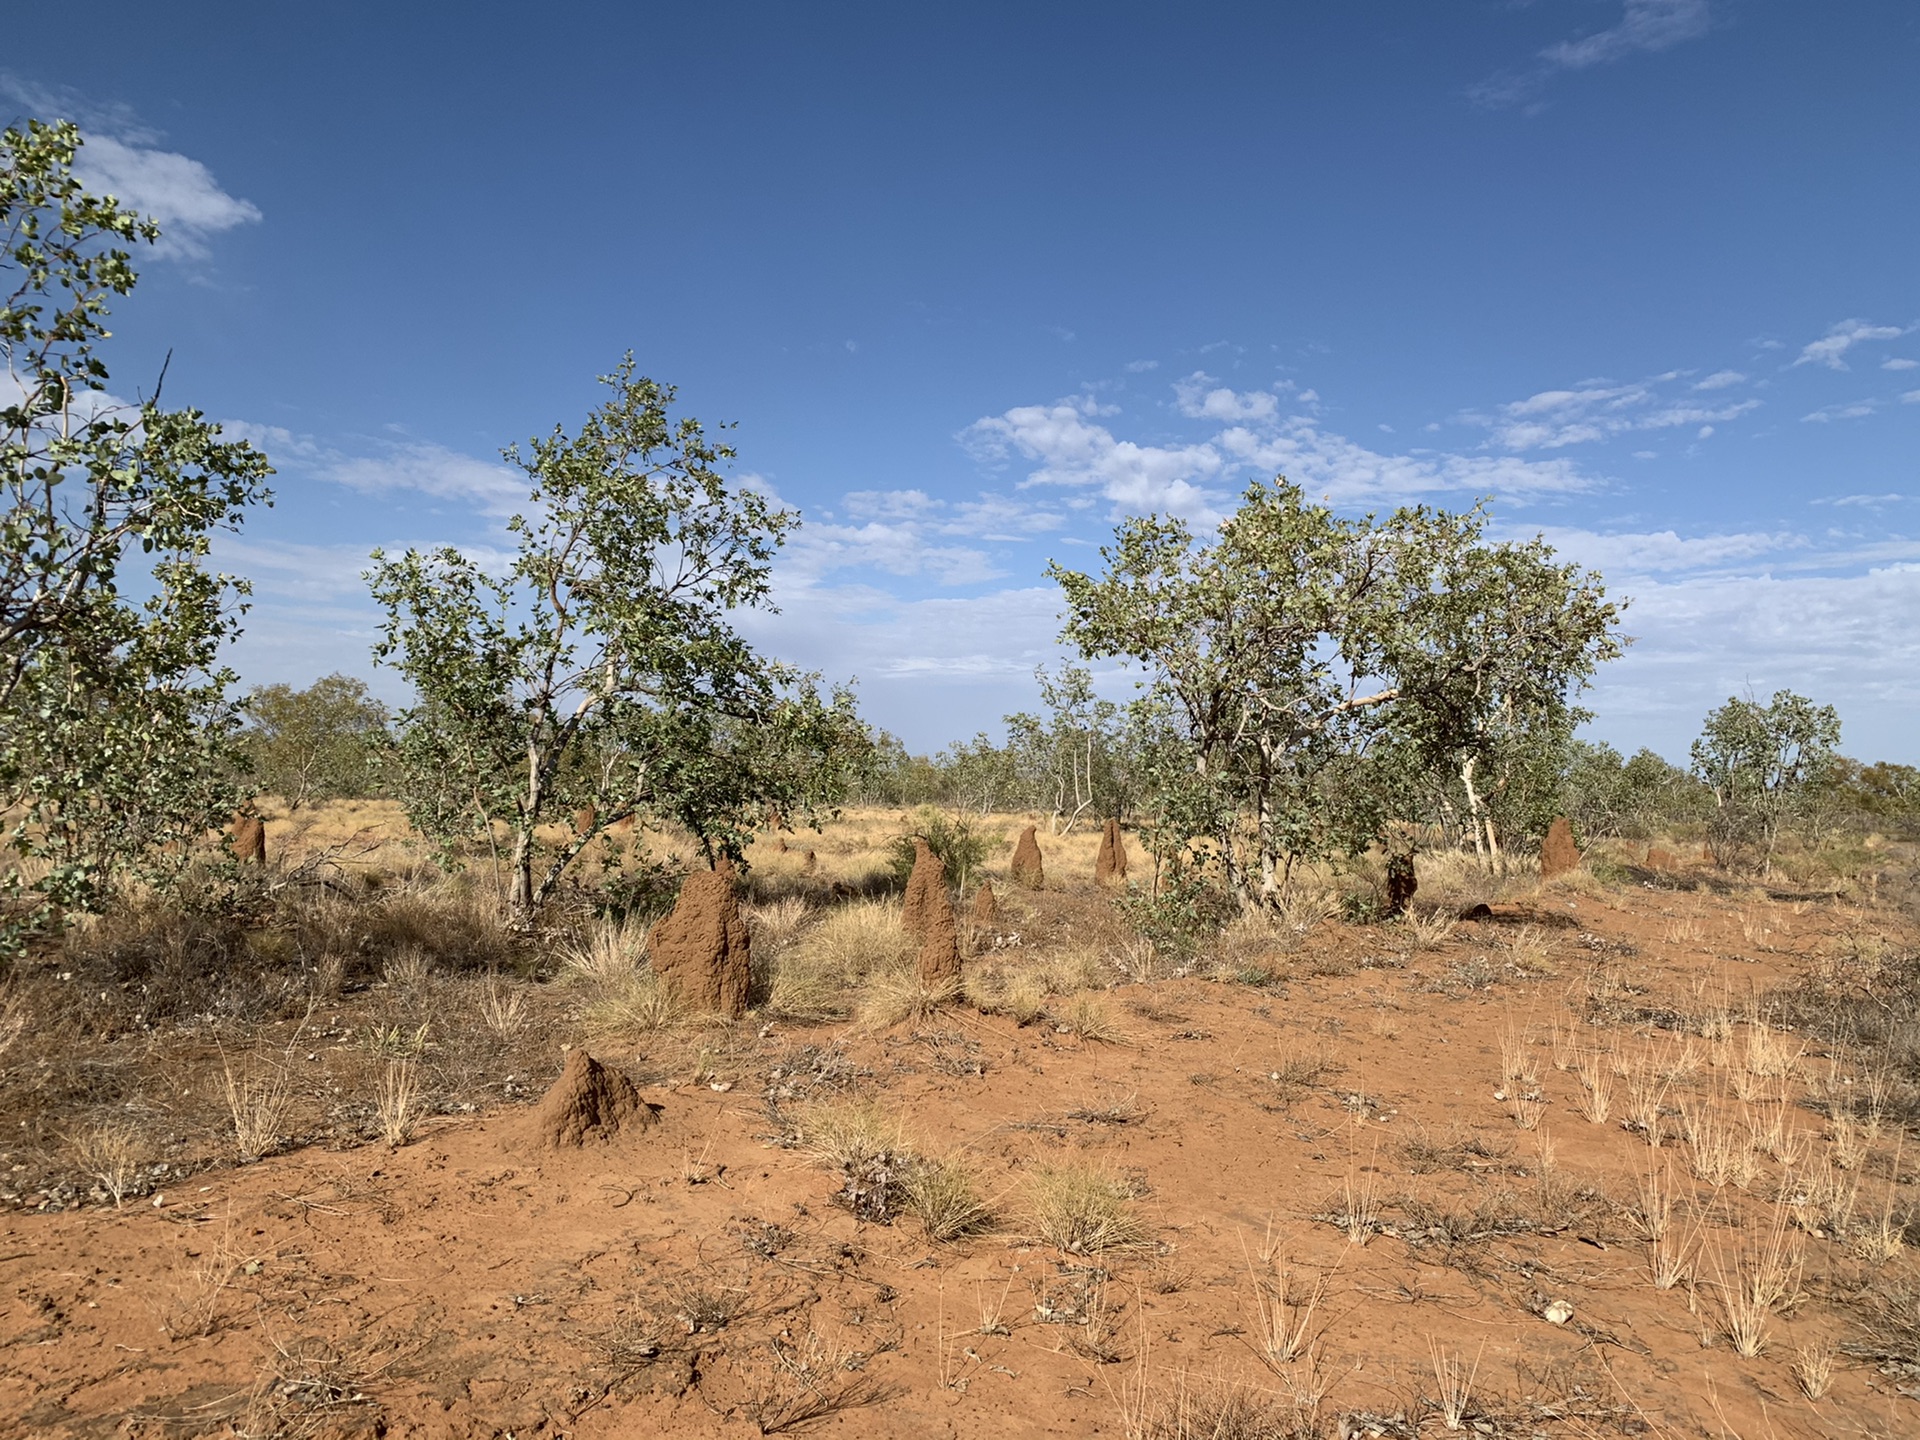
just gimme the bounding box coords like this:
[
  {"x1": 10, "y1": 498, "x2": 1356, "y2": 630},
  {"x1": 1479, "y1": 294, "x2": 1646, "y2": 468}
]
[
  {"x1": 963, "y1": 963, "x2": 1050, "y2": 1025},
  {"x1": 69, "y1": 1119, "x2": 145, "y2": 1206},
  {"x1": 797, "y1": 1099, "x2": 992, "y2": 1241},
  {"x1": 221, "y1": 1049, "x2": 293, "y2": 1163},
  {"x1": 857, "y1": 968, "x2": 959, "y2": 1030},
  {"x1": 558, "y1": 915, "x2": 685, "y2": 1034},
  {"x1": 768, "y1": 898, "x2": 913, "y2": 1023},
  {"x1": 1026, "y1": 1161, "x2": 1149, "y2": 1254}
]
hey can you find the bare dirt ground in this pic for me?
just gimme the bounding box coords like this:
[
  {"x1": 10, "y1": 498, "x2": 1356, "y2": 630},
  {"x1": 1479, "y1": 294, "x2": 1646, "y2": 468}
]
[{"x1": 3, "y1": 808, "x2": 1917, "y2": 1439}]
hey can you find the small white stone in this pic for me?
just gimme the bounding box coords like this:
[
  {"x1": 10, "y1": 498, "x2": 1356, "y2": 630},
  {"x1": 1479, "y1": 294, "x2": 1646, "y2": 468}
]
[{"x1": 1543, "y1": 1299, "x2": 1574, "y2": 1325}]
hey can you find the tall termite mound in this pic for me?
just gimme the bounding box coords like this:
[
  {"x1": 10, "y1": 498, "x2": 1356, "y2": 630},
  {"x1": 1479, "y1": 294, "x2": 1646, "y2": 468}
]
[
  {"x1": 1094, "y1": 818, "x2": 1128, "y2": 888},
  {"x1": 970, "y1": 877, "x2": 998, "y2": 926},
  {"x1": 902, "y1": 838, "x2": 962, "y2": 987},
  {"x1": 1010, "y1": 825, "x2": 1045, "y2": 889},
  {"x1": 1540, "y1": 817, "x2": 1581, "y2": 879},
  {"x1": 902, "y1": 837, "x2": 942, "y2": 937},
  {"x1": 527, "y1": 1049, "x2": 654, "y2": 1147},
  {"x1": 647, "y1": 862, "x2": 752, "y2": 1017},
  {"x1": 231, "y1": 813, "x2": 266, "y2": 864}
]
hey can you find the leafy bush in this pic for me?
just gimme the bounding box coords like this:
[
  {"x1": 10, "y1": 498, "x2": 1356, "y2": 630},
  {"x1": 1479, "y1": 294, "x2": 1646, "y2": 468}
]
[
  {"x1": 885, "y1": 806, "x2": 995, "y2": 889},
  {"x1": 1114, "y1": 852, "x2": 1234, "y2": 958}
]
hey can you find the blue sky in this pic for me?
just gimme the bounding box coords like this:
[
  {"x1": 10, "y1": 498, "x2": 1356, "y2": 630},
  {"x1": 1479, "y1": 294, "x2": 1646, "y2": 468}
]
[{"x1": 7, "y1": 1, "x2": 1918, "y2": 761}]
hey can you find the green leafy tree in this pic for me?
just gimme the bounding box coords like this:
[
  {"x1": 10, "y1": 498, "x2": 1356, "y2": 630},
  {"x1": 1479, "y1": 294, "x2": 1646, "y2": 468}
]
[
  {"x1": 367, "y1": 358, "x2": 864, "y2": 920},
  {"x1": 1, "y1": 120, "x2": 273, "y2": 949},
  {"x1": 1690, "y1": 690, "x2": 1842, "y2": 873},
  {"x1": 1051, "y1": 479, "x2": 1622, "y2": 905},
  {"x1": 1560, "y1": 741, "x2": 1708, "y2": 840},
  {"x1": 1004, "y1": 663, "x2": 1127, "y2": 833},
  {"x1": 1382, "y1": 531, "x2": 1624, "y2": 872},
  {"x1": 934, "y1": 731, "x2": 1020, "y2": 815},
  {"x1": 240, "y1": 673, "x2": 391, "y2": 808}
]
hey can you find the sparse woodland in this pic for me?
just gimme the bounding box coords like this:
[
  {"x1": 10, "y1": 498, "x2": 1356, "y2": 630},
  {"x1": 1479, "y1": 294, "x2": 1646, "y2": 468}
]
[{"x1": 5, "y1": 115, "x2": 1920, "y2": 1440}]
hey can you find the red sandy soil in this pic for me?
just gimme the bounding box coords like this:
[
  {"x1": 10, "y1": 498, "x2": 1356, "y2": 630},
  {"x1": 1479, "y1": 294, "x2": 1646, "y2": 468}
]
[{"x1": 4, "y1": 872, "x2": 1915, "y2": 1439}]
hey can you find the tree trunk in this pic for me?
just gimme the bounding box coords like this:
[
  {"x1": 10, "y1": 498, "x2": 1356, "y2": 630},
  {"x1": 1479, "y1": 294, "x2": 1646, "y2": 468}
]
[
  {"x1": 1461, "y1": 756, "x2": 1489, "y2": 868},
  {"x1": 510, "y1": 737, "x2": 546, "y2": 922},
  {"x1": 508, "y1": 826, "x2": 536, "y2": 920}
]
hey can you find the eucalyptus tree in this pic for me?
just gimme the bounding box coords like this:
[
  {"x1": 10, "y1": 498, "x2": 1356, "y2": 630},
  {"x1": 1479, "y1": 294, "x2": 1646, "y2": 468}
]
[
  {"x1": 1004, "y1": 664, "x2": 1126, "y2": 833},
  {"x1": 241, "y1": 673, "x2": 391, "y2": 808},
  {"x1": 367, "y1": 358, "x2": 866, "y2": 920},
  {"x1": 1384, "y1": 531, "x2": 1625, "y2": 872},
  {"x1": 2, "y1": 120, "x2": 273, "y2": 949},
  {"x1": 1050, "y1": 479, "x2": 1623, "y2": 904},
  {"x1": 1690, "y1": 690, "x2": 1840, "y2": 873}
]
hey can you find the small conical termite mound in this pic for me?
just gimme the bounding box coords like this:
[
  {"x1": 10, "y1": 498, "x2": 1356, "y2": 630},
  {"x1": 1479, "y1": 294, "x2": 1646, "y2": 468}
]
[
  {"x1": 1094, "y1": 818, "x2": 1128, "y2": 888},
  {"x1": 772, "y1": 834, "x2": 789, "y2": 854},
  {"x1": 231, "y1": 813, "x2": 266, "y2": 864},
  {"x1": 527, "y1": 1049, "x2": 653, "y2": 1148},
  {"x1": 1647, "y1": 846, "x2": 1678, "y2": 872},
  {"x1": 1540, "y1": 817, "x2": 1580, "y2": 878},
  {"x1": 902, "y1": 837, "x2": 943, "y2": 940},
  {"x1": 646, "y1": 863, "x2": 752, "y2": 1017},
  {"x1": 970, "y1": 878, "x2": 998, "y2": 926},
  {"x1": 573, "y1": 805, "x2": 597, "y2": 836},
  {"x1": 902, "y1": 840, "x2": 961, "y2": 987},
  {"x1": 1010, "y1": 825, "x2": 1044, "y2": 890},
  {"x1": 802, "y1": 849, "x2": 818, "y2": 874}
]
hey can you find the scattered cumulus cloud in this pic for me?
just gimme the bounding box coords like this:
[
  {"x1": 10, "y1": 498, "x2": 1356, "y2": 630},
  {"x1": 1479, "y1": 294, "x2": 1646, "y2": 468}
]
[
  {"x1": 964, "y1": 380, "x2": 1597, "y2": 523},
  {"x1": 1794, "y1": 319, "x2": 1906, "y2": 371},
  {"x1": 1124, "y1": 359, "x2": 1160, "y2": 373},
  {"x1": 1883, "y1": 358, "x2": 1918, "y2": 371},
  {"x1": 960, "y1": 398, "x2": 1225, "y2": 521},
  {"x1": 1173, "y1": 371, "x2": 1280, "y2": 422}
]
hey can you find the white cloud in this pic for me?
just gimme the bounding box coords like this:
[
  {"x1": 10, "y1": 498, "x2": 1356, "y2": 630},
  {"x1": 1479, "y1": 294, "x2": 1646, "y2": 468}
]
[
  {"x1": 1883, "y1": 358, "x2": 1918, "y2": 371},
  {"x1": 1524, "y1": 525, "x2": 1801, "y2": 578},
  {"x1": 960, "y1": 399, "x2": 1225, "y2": 521},
  {"x1": 2, "y1": 76, "x2": 262, "y2": 261},
  {"x1": 1218, "y1": 419, "x2": 1592, "y2": 503},
  {"x1": 1125, "y1": 359, "x2": 1160, "y2": 373},
  {"x1": 1801, "y1": 400, "x2": 1879, "y2": 424},
  {"x1": 964, "y1": 383, "x2": 1600, "y2": 524},
  {"x1": 1473, "y1": 0, "x2": 1712, "y2": 107},
  {"x1": 325, "y1": 443, "x2": 528, "y2": 516},
  {"x1": 1815, "y1": 494, "x2": 1905, "y2": 508},
  {"x1": 71, "y1": 134, "x2": 262, "y2": 260},
  {"x1": 1470, "y1": 379, "x2": 1759, "y2": 450},
  {"x1": 217, "y1": 420, "x2": 322, "y2": 460},
  {"x1": 789, "y1": 487, "x2": 1067, "y2": 585},
  {"x1": 1586, "y1": 565, "x2": 1920, "y2": 763},
  {"x1": 1173, "y1": 372, "x2": 1280, "y2": 423},
  {"x1": 1903, "y1": 389, "x2": 1920, "y2": 405},
  {"x1": 1541, "y1": 0, "x2": 1712, "y2": 71},
  {"x1": 1794, "y1": 319, "x2": 1906, "y2": 371},
  {"x1": 783, "y1": 521, "x2": 1001, "y2": 586},
  {"x1": 739, "y1": 579, "x2": 1070, "y2": 743},
  {"x1": 1692, "y1": 369, "x2": 1746, "y2": 390}
]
